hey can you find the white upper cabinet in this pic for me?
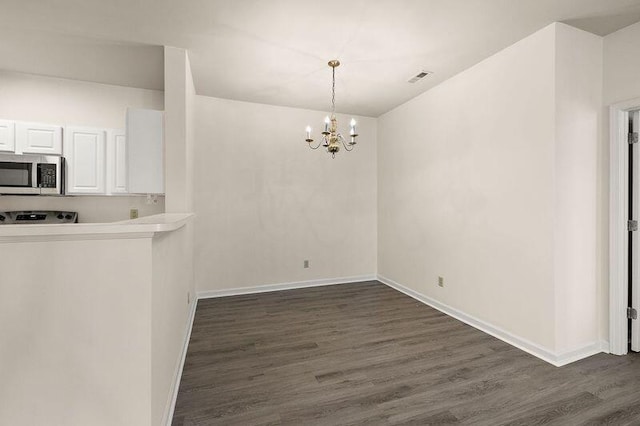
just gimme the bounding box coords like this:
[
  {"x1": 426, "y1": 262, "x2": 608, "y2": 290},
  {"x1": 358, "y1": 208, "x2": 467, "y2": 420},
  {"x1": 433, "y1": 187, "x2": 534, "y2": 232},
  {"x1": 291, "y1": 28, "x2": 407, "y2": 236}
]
[
  {"x1": 64, "y1": 127, "x2": 106, "y2": 194},
  {"x1": 16, "y1": 122, "x2": 63, "y2": 155},
  {"x1": 0, "y1": 120, "x2": 15, "y2": 153},
  {"x1": 106, "y1": 129, "x2": 128, "y2": 194},
  {"x1": 127, "y1": 108, "x2": 164, "y2": 194}
]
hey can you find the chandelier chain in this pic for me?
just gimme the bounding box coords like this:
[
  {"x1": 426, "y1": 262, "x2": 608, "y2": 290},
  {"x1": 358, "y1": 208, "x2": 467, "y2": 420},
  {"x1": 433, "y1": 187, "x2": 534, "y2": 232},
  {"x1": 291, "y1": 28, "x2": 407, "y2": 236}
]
[{"x1": 331, "y1": 65, "x2": 336, "y2": 115}]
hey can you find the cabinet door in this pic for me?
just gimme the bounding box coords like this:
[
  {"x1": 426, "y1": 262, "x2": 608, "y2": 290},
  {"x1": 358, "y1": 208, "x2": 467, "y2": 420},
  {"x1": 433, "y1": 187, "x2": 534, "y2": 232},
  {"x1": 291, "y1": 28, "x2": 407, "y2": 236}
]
[
  {"x1": 17, "y1": 122, "x2": 63, "y2": 155},
  {"x1": 127, "y1": 108, "x2": 164, "y2": 194},
  {"x1": 0, "y1": 120, "x2": 15, "y2": 153},
  {"x1": 107, "y1": 129, "x2": 128, "y2": 194},
  {"x1": 64, "y1": 127, "x2": 106, "y2": 194}
]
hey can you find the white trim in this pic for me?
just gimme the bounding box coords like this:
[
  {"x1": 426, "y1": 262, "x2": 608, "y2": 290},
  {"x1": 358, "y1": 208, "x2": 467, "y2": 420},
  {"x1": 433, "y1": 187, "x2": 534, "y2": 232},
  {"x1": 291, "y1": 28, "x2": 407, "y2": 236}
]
[
  {"x1": 0, "y1": 232, "x2": 156, "y2": 243},
  {"x1": 163, "y1": 297, "x2": 198, "y2": 426},
  {"x1": 609, "y1": 106, "x2": 629, "y2": 355},
  {"x1": 197, "y1": 275, "x2": 377, "y2": 299},
  {"x1": 554, "y1": 342, "x2": 605, "y2": 366},
  {"x1": 609, "y1": 98, "x2": 640, "y2": 355},
  {"x1": 377, "y1": 274, "x2": 602, "y2": 367}
]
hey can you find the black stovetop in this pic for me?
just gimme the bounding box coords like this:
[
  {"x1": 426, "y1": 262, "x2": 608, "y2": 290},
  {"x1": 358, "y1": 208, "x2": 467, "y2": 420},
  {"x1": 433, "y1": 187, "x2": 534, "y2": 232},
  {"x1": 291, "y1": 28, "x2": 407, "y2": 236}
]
[{"x1": 0, "y1": 210, "x2": 78, "y2": 224}]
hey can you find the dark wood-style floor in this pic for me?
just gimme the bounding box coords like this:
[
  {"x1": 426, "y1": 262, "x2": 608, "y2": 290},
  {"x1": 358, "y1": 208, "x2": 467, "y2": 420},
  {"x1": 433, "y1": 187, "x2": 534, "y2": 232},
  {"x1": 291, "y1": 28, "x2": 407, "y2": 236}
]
[{"x1": 172, "y1": 281, "x2": 640, "y2": 425}]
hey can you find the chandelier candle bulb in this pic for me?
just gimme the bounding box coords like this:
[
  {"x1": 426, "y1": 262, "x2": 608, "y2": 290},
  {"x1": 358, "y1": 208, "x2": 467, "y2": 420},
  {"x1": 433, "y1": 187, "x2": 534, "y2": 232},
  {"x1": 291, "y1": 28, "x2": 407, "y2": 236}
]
[
  {"x1": 323, "y1": 116, "x2": 330, "y2": 134},
  {"x1": 350, "y1": 118, "x2": 356, "y2": 135},
  {"x1": 305, "y1": 126, "x2": 312, "y2": 141}
]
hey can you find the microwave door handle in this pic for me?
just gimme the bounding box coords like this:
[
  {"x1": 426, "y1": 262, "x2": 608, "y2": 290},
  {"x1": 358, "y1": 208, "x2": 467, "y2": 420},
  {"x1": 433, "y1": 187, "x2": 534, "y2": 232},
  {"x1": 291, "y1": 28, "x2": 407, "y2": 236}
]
[{"x1": 33, "y1": 161, "x2": 39, "y2": 193}]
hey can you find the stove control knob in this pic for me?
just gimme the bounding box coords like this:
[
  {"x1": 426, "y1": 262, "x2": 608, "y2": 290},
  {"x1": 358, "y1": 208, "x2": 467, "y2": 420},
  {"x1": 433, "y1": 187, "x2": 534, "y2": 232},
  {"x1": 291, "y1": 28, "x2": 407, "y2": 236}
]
[
  {"x1": 0, "y1": 215, "x2": 4, "y2": 221},
  {"x1": 57, "y1": 214, "x2": 64, "y2": 219},
  {"x1": 65, "y1": 214, "x2": 73, "y2": 220}
]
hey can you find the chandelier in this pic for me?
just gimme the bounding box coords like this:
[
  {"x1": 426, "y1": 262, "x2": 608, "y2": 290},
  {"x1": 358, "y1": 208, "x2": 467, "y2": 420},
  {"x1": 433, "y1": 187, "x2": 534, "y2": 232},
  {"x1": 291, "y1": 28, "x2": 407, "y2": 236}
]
[{"x1": 304, "y1": 60, "x2": 358, "y2": 158}]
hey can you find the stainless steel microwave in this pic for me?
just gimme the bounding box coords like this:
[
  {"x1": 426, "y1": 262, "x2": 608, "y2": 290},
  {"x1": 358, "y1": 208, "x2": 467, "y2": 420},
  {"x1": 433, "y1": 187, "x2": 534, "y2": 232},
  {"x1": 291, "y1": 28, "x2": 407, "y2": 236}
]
[{"x1": 0, "y1": 154, "x2": 65, "y2": 195}]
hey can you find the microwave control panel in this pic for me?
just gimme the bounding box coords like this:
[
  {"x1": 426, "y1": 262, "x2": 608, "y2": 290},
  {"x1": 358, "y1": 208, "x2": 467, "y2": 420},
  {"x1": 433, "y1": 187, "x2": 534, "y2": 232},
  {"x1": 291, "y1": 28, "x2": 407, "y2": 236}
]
[{"x1": 37, "y1": 163, "x2": 57, "y2": 188}]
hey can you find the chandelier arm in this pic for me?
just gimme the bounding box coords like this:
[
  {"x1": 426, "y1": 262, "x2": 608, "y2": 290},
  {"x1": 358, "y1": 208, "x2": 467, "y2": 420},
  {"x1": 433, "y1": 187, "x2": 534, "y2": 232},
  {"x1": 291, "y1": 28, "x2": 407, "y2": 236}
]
[
  {"x1": 307, "y1": 138, "x2": 323, "y2": 150},
  {"x1": 338, "y1": 134, "x2": 355, "y2": 152}
]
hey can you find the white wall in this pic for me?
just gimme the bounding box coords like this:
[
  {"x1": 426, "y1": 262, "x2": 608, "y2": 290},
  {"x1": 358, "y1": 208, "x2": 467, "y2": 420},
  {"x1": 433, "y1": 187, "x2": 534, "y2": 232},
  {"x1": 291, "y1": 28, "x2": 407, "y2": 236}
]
[
  {"x1": 0, "y1": 237, "x2": 153, "y2": 425},
  {"x1": 154, "y1": 47, "x2": 196, "y2": 425},
  {"x1": 186, "y1": 56, "x2": 195, "y2": 214},
  {"x1": 164, "y1": 47, "x2": 196, "y2": 214},
  {"x1": 377, "y1": 23, "x2": 602, "y2": 358},
  {"x1": 553, "y1": 24, "x2": 602, "y2": 353},
  {"x1": 0, "y1": 70, "x2": 165, "y2": 221},
  {"x1": 0, "y1": 70, "x2": 164, "y2": 128},
  {"x1": 378, "y1": 24, "x2": 557, "y2": 349},
  {"x1": 194, "y1": 96, "x2": 377, "y2": 292},
  {"x1": 0, "y1": 219, "x2": 193, "y2": 426},
  {"x1": 604, "y1": 21, "x2": 640, "y2": 106},
  {"x1": 152, "y1": 223, "x2": 195, "y2": 426}
]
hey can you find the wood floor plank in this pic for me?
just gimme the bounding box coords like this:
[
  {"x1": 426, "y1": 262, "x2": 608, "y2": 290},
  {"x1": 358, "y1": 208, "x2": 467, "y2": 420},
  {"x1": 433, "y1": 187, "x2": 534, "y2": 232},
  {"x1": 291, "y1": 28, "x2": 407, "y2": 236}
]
[{"x1": 172, "y1": 281, "x2": 640, "y2": 425}]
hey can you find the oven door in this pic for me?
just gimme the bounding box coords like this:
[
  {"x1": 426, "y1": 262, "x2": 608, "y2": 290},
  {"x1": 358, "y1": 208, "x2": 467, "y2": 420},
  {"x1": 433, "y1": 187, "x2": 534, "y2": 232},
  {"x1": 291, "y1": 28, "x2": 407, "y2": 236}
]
[{"x1": 0, "y1": 156, "x2": 39, "y2": 194}]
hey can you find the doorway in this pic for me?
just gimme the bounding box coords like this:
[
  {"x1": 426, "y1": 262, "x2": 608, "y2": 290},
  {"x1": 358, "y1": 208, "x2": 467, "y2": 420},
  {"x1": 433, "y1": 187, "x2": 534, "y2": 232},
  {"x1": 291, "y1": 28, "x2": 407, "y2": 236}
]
[{"x1": 610, "y1": 100, "x2": 640, "y2": 355}]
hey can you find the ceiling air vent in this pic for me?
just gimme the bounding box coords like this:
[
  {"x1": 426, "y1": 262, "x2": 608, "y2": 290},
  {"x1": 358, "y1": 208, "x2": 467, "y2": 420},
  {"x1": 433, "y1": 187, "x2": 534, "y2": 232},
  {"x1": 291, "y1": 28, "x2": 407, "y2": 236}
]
[{"x1": 407, "y1": 70, "x2": 432, "y2": 83}]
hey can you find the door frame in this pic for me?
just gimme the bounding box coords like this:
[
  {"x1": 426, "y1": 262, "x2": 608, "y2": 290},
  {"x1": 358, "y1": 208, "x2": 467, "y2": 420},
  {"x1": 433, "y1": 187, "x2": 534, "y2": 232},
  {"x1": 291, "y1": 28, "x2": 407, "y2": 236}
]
[{"x1": 610, "y1": 97, "x2": 640, "y2": 355}]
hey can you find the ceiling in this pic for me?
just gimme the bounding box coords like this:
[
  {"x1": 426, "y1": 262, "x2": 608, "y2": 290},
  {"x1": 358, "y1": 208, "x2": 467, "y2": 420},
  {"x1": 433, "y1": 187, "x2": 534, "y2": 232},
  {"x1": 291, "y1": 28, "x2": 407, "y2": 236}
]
[{"x1": 1, "y1": 0, "x2": 640, "y2": 117}]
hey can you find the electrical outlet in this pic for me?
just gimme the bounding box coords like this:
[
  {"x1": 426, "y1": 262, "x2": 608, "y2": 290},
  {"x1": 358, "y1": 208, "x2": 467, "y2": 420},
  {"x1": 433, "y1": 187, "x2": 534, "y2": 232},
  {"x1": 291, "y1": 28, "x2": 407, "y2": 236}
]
[
  {"x1": 130, "y1": 208, "x2": 139, "y2": 219},
  {"x1": 438, "y1": 276, "x2": 444, "y2": 287},
  {"x1": 304, "y1": 260, "x2": 310, "y2": 268}
]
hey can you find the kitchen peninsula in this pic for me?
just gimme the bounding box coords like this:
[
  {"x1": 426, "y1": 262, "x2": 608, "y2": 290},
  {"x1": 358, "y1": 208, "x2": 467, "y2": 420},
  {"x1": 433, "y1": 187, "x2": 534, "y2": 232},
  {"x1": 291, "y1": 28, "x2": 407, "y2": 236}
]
[{"x1": 0, "y1": 213, "x2": 195, "y2": 426}]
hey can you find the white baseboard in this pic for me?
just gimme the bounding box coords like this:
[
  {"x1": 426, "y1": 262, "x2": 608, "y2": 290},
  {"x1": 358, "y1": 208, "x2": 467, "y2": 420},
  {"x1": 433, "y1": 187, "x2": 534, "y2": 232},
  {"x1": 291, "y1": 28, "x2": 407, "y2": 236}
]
[
  {"x1": 197, "y1": 275, "x2": 377, "y2": 299},
  {"x1": 377, "y1": 274, "x2": 603, "y2": 367},
  {"x1": 164, "y1": 296, "x2": 198, "y2": 426},
  {"x1": 554, "y1": 341, "x2": 604, "y2": 366}
]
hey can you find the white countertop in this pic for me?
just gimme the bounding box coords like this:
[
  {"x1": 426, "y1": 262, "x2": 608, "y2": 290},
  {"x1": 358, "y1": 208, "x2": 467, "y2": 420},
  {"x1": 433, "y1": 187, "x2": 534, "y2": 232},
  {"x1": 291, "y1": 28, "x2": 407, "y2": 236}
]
[{"x1": 0, "y1": 213, "x2": 193, "y2": 241}]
